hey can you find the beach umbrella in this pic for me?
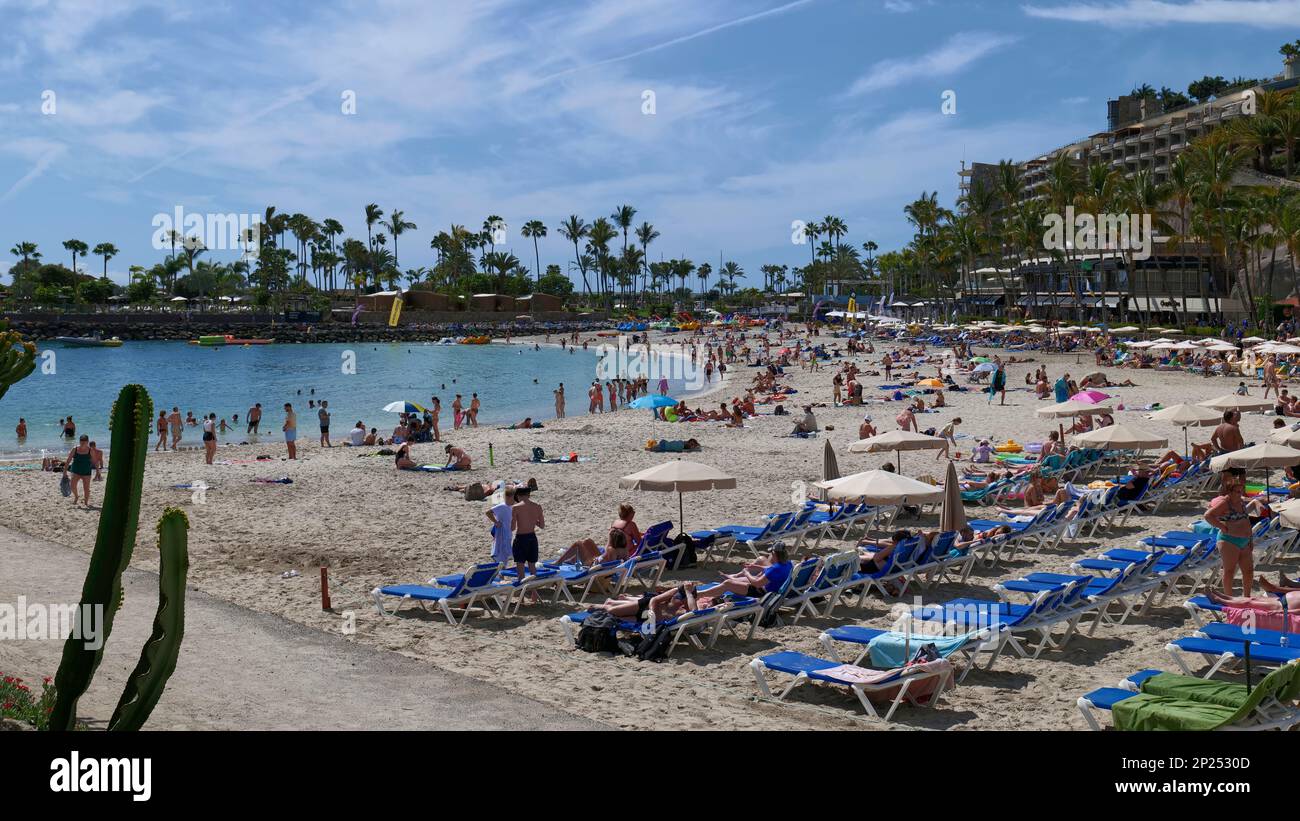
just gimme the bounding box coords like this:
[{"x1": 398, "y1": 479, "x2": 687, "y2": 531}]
[
  {"x1": 628, "y1": 394, "x2": 676, "y2": 412},
  {"x1": 1070, "y1": 390, "x2": 1111, "y2": 404},
  {"x1": 1270, "y1": 427, "x2": 1300, "y2": 448},
  {"x1": 1127, "y1": 340, "x2": 1155, "y2": 349},
  {"x1": 1150, "y1": 403, "x2": 1222, "y2": 456},
  {"x1": 972, "y1": 362, "x2": 997, "y2": 373},
  {"x1": 618, "y1": 459, "x2": 736, "y2": 531},
  {"x1": 1242, "y1": 336, "x2": 1266, "y2": 345},
  {"x1": 1272, "y1": 498, "x2": 1300, "y2": 529},
  {"x1": 1035, "y1": 399, "x2": 1114, "y2": 418},
  {"x1": 1210, "y1": 443, "x2": 1300, "y2": 472},
  {"x1": 822, "y1": 439, "x2": 841, "y2": 483},
  {"x1": 1073, "y1": 423, "x2": 1167, "y2": 450},
  {"x1": 382, "y1": 401, "x2": 428, "y2": 414},
  {"x1": 1111, "y1": 326, "x2": 1139, "y2": 334},
  {"x1": 1197, "y1": 394, "x2": 1274, "y2": 412},
  {"x1": 814, "y1": 470, "x2": 943, "y2": 505},
  {"x1": 916, "y1": 378, "x2": 944, "y2": 388},
  {"x1": 939, "y1": 460, "x2": 967, "y2": 533},
  {"x1": 846, "y1": 430, "x2": 946, "y2": 473}
]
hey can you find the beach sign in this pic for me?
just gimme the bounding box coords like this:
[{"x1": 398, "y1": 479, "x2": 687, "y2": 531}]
[{"x1": 388, "y1": 295, "x2": 403, "y2": 327}]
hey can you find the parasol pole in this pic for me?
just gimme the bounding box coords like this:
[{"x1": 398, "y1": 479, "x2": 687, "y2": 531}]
[{"x1": 679, "y1": 490, "x2": 685, "y2": 533}]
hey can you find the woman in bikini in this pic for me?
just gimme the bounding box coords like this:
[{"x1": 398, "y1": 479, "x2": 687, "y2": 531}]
[
  {"x1": 1204, "y1": 470, "x2": 1254, "y2": 596},
  {"x1": 588, "y1": 582, "x2": 698, "y2": 623}
]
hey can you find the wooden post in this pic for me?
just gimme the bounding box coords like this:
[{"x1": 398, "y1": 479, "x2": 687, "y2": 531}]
[{"x1": 320, "y1": 566, "x2": 332, "y2": 611}]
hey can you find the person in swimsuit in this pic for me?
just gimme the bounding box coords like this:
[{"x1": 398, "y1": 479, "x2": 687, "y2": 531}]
[
  {"x1": 155, "y1": 410, "x2": 168, "y2": 452},
  {"x1": 429, "y1": 397, "x2": 442, "y2": 442},
  {"x1": 202, "y1": 413, "x2": 218, "y2": 464},
  {"x1": 89, "y1": 440, "x2": 103, "y2": 481},
  {"x1": 15, "y1": 418, "x2": 26, "y2": 442},
  {"x1": 168, "y1": 407, "x2": 183, "y2": 450},
  {"x1": 1204, "y1": 572, "x2": 1300, "y2": 613},
  {"x1": 708, "y1": 546, "x2": 792, "y2": 597},
  {"x1": 63, "y1": 434, "x2": 95, "y2": 507},
  {"x1": 588, "y1": 583, "x2": 698, "y2": 623},
  {"x1": 1205, "y1": 470, "x2": 1254, "y2": 596},
  {"x1": 394, "y1": 442, "x2": 417, "y2": 470}
]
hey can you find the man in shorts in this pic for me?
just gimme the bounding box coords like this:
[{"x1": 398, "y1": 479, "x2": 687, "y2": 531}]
[
  {"x1": 283, "y1": 403, "x2": 297, "y2": 460},
  {"x1": 318, "y1": 400, "x2": 331, "y2": 447},
  {"x1": 510, "y1": 487, "x2": 545, "y2": 602}
]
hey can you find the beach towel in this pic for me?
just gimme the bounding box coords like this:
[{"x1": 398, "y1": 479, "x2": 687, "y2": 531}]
[
  {"x1": 866, "y1": 631, "x2": 973, "y2": 669},
  {"x1": 1224, "y1": 606, "x2": 1300, "y2": 633},
  {"x1": 251, "y1": 477, "x2": 293, "y2": 484},
  {"x1": 413, "y1": 464, "x2": 459, "y2": 472},
  {"x1": 1112, "y1": 665, "x2": 1300, "y2": 731}
]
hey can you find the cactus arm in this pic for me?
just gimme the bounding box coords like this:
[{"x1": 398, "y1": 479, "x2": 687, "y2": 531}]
[
  {"x1": 48, "y1": 384, "x2": 153, "y2": 731},
  {"x1": 108, "y1": 508, "x2": 189, "y2": 731},
  {"x1": 0, "y1": 321, "x2": 37, "y2": 402}
]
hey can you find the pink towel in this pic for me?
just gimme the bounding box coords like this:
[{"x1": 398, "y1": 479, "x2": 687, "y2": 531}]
[{"x1": 1225, "y1": 606, "x2": 1300, "y2": 633}]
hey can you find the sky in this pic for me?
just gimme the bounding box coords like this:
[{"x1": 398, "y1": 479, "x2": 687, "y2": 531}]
[{"x1": 0, "y1": 0, "x2": 1296, "y2": 287}]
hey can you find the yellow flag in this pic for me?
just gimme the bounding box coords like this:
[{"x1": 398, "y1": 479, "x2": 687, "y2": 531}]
[{"x1": 388, "y1": 295, "x2": 403, "y2": 327}]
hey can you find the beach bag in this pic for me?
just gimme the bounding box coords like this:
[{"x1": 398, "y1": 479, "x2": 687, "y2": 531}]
[
  {"x1": 532, "y1": 446, "x2": 545, "y2": 462},
  {"x1": 773, "y1": 405, "x2": 786, "y2": 416},
  {"x1": 59, "y1": 474, "x2": 71, "y2": 497},
  {"x1": 576, "y1": 610, "x2": 619, "y2": 653},
  {"x1": 634, "y1": 624, "x2": 675, "y2": 662}
]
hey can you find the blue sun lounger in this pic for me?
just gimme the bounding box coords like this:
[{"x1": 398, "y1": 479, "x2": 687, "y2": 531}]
[
  {"x1": 749, "y1": 650, "x2": 954, "y2": 721},
  {"x1": 371, "y1": 562, "x2": 515, "y2": 625}
]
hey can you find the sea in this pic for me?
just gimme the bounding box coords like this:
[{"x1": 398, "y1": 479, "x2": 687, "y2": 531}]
[{"x1": 1, "y1": 340, "x2": 704, "y2": 455}]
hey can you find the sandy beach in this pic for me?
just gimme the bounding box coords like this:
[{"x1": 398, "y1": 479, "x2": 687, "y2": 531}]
[{"x1": 1, "y1": 328, "x2": 1291, "y2": 730}]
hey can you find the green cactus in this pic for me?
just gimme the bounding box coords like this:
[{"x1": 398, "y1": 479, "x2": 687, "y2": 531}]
[
  {"x1": 48, "y1": 384, "x2": 157, "y2": 731},
  {"x1": 0, "y1": 319, "x2": 38, "y2": 402},
  {"x1": 108, "y1": 508, "x2": 189, "y2": 731}
]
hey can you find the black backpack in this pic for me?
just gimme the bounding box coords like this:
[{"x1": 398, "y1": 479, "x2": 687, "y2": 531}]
[
  {"x1": 633, "y1": 624, "x2": 676, "y2": 662},
  {"x1": 576, "y1": 610, "x2": 619, "y2": 653},
  {"x1": 532, "y1": 446, "x2": 546, "y2": 462}
]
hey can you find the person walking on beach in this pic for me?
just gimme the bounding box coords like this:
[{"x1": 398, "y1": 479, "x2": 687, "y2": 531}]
[
  {"x1": 155, "y1": 410, "x2": 168, "y2": 451},
  {"x1": 318, "y1": 400, "x2": 331, "y2": 447},
  {"x1": 283, "y1": 403, "x2": 298, "y2": 460},
  {"x1": 936, "y1": 417, "x2": 961, "y2": 459},
  {"x1": 452, "y1": 394, "x2": 464, "y2": 430},
  {"x1": 554, "y1": 384, "x2": 565, "y2": 418},
  {"x1": 468, "y1": 393, "x2": 480, "y2": 427},
  {"x1": 988, "y1": 361, "x2": 1007, "y2": 406},
  {"x1": 247, "y1": 403, "x2": 262, "y2": 435},
  {"x1": 63, "y1": 434, "x2": 95, "y2": 508},
  {"x1": 430, "y1": 396, "x2": 442, "y2": 441},
  {"x1": 168, "y1": 407, "x2": 183, "y2": 450},
  {"x1": 202, "y1": 413, "x2": 218, "y2": 464},
  {"x1": 511, "y1": 487, "x2": 545, "y2": 602}
]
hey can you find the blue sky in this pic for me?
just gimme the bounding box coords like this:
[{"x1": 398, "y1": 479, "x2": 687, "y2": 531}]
[{"x1": 0, "y1": 0, "x2": 1295, "y2": 287}]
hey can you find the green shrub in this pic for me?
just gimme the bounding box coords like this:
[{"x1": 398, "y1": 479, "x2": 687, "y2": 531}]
[{"x1": 1, "y1": 673, "x2": 57, "y2": 730}]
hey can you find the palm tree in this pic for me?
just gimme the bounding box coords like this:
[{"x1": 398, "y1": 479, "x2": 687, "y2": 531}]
[
  {"x1": 587, "y1": 217, "x2": 617, "y2": 305},
  {"x1": 364, "y1": 204, "x2": 383, "y2": 252},
  {"x1": 697, "y1": 262, "x2": 712, "y2": 298},
  {"x1": 635, "y1": 221, "x2": 659, "y2": 300},
  {"x1": 611, "y1": 205, "x2": 636, "y2": 254},
  {"x1": 719, "y1": 261, "x2": 743, "y2": 297},
  {"x1": 821, "y1": 215, "x2": 847, "y2": 250},
  {"x1": 521, "y1": 220, "x2": 547, "y2": 282},
  {"x1": 557, "y1": 216, "x2": 591, "y2": 298},
  {"x1": 382, "y1": 209, "x2": 417, "y2": 270},
  {"x1": 804, "y1": 220, "x2": 822, "y2": 267},
  {"x1": 321, "y1": 218, "x2": 344, "y2": 290},
  {"x1": 9, "y1": 242, "x2": 39, "y2": 266},
  {"x1": 62, "y1": 239, "x2": 88, "y2": 274},
  {"x1": 482, "y1": 215, "x2": 505, "y2": 254},
  {"x1": 92, "y1": 243, "x2": 118, "y2": 278}
]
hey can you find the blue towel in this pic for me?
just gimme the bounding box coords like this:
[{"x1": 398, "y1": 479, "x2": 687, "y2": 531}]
[{"x1": 867, "y1": 631, "x2": 973, "y2": 668}]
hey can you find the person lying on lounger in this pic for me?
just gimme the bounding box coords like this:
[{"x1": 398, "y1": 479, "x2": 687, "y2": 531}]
[
  {"x1": 1203, "y1": 574, "x2": 1300, "y2": 611},
  {"x1": 708, "y1": 546, "x2": 793, "y2": 597},
  {"x1": 588, "y1": 583, "x2": 699, "y2": 623},
  {"x1": 556, "y1": 528, "x2": 629, "y2": 566},
  {"x1": 857, "y1": 529, "x2": 916, "y2": 573}
]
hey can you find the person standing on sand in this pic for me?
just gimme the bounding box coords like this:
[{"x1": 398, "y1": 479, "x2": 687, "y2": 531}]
[
  {"x1": 318, "y1": 400, "x2": 331, "y2": 447},
  {"x1": 248, "y1": 403, "x2": 262, "y2": 435},
  {"x1": 168, "y1": 406, "x2": 183, "y2": 450},
  {"x1": 155, "y1": 410, "x2": 168, "y2": 451},
  {"x1": 430, "y1": 396, "x2": 442, "y2": 441},
  {"x1": 487, "y1": 487, "x2": 514, "y2": 566},
  {"x1": 63, "y1": 434, "x2": 95, "y2": 507},
  {"x1": 588, "y1": 382, "x2": 598, "y2": 414},
  {"x1": 283, "y1": 403, "x2": 297, "y2": 460},
  {"x1": 469, "y1": 393, "x2": 480, "y2": 427},
  {"x1": 554, "y1": 383, "x2": 565, "y2": 418},
  {"x1": 203, "y1": 413, "x2": 218, "y2": 464},
  {"x1": 452, "y1": 394, "x2": 464, "y2": 430},
  {"x1": 510, "y1": 487, "x2": 545, "y2": 602}
]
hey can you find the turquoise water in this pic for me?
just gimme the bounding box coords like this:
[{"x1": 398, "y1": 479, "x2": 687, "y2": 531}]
[{"x1": 1, "y1": 341, "x2": 695, "y2": 454}]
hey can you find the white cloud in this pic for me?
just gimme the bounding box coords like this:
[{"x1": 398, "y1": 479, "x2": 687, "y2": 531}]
[
  {"x1": 847, "y1": 32, "x2": 1021, "y2": 95},
  {"x1": 884, "y1": 0, "x2": 917, "y2": 11},
  {"x1": 1022, "y1": 0, "x2": 1300, "y2": 27}
]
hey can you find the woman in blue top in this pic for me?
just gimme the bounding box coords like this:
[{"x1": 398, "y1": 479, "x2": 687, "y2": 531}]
[
  {"x1": 710, "y1": 547, "x2": 793, "y2": 597},
  {"x1": 1053, "y1": 374, "x2": 1071, "y2": 404}
]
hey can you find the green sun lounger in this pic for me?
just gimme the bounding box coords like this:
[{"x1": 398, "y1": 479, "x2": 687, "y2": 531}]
[{"x1": 1108, "y1": 662, "x2": 1300, "y2": 731}]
